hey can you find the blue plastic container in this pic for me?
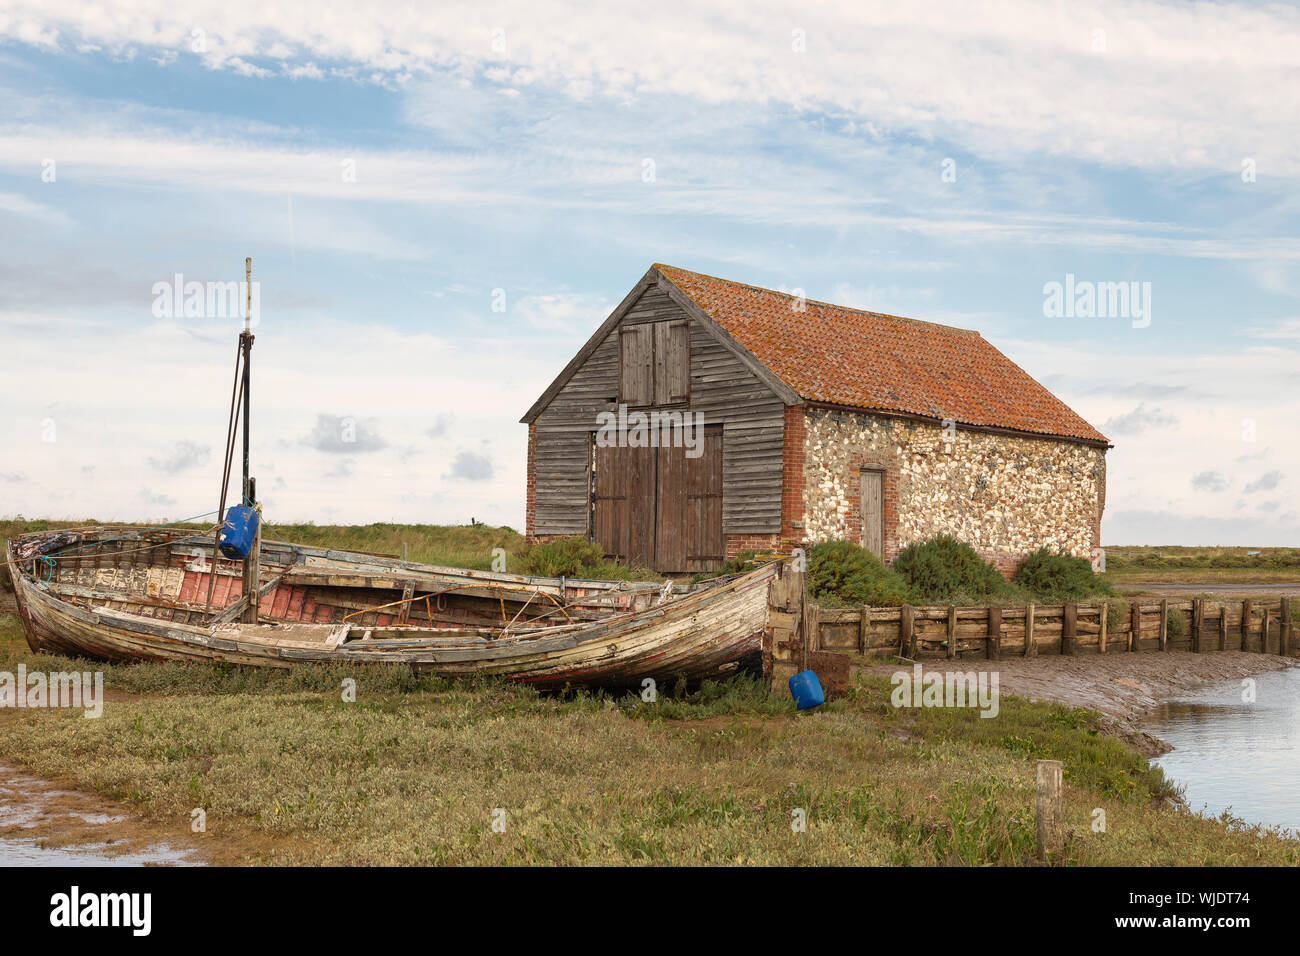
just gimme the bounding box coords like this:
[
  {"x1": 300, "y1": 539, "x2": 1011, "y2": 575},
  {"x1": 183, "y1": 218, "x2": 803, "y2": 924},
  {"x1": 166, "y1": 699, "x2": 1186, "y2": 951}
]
[
  {"x1": 218, "y1": 506, "x2": 259, "y2": 560},
  {"x1": 788, "y1": 669, "x2": 825, "y2": 710}
]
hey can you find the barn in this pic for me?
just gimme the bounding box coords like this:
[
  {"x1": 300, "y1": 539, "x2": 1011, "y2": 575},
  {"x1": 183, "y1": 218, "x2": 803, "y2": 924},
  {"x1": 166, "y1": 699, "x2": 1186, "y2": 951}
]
[{"x1": 522, "y1": 264, "x2": 1110, "y2": 574}]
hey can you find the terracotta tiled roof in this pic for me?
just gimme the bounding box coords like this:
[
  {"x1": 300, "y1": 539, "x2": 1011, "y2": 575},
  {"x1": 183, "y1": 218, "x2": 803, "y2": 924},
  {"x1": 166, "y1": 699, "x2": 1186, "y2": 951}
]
[{"x1": 655, "y1": 264, "x2": 1108, "y2": 446}]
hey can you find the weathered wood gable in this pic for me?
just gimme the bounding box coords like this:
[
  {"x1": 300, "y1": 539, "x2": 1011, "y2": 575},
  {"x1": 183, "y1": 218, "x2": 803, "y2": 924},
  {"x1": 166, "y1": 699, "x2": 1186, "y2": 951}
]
[{"x1": 530, "y1": 279, "x2": 787, "y2": 536}]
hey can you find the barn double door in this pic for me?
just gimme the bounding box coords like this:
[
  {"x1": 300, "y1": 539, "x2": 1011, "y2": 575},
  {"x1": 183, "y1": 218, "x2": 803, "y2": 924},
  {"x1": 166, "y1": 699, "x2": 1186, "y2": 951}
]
[{"x1": 592, "y1": 424, "x2": 723, "y2": 572}]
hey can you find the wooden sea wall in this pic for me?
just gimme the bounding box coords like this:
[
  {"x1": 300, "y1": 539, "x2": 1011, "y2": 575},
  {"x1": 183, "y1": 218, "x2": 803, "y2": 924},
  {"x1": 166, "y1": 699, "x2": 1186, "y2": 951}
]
[{"x1": 805, "y1": 596, "x2": 1299, "y2": 660}]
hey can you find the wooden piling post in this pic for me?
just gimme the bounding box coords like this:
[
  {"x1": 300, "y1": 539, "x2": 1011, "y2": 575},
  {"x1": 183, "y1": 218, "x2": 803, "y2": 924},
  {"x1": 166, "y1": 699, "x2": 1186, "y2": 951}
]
[
  {"x1": 401, "y1": 541, "x2": 408, "y2": 562},
  {"x1": 1281, "y1": 597, "x2": 1292, "y2": 657},
  {"x1": 1158, "y1": 599, "x2": 1168, "y2": 651},
  {"x1": 1242, "y1": 599, "x2": 1253, "y2": 652},
  {"x1": 946, "y1": 605, "x2": 958, "y2": 659},
  {"x1": 1219, "y1": 603, "x2": 1228, "y2": 651},
  {"x1": 1025, "y1": 604, "x2": 1036, "y2": 658},
  {"x1": 803, "y1": 603, "x2": 819, "y2": 671},
  {"x1": 1129, "y1": 602, "x2": 1140, "y2": 652},
  {"x1": 1062, "y1": 603, "x2": 1076, "y2": 655},
  {"x1": 988, "y1": 606, "x2": 1002, "y2": 660},
  {"x1": 1099, "y1": 602, "x2": 1107, "y2": 654},
  {"x1": 1035, "y1": 760, "x2": 1064, "y2": 863},
  {"x1": 900, "y1": 604, "x2": 915, "y2": 658},
  {"x1": 1192, "y1": 598, "x2": 1203, "y2": 653},
  {"x1": 1261, "y1": 602, "x2": 1270, "y2": 655}
]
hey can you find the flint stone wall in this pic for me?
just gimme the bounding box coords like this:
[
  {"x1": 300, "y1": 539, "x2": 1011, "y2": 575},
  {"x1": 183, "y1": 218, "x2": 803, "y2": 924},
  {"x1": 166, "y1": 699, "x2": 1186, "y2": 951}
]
[{"x1": 803, "y1": 407, "x2": 1105, "y2": 570}]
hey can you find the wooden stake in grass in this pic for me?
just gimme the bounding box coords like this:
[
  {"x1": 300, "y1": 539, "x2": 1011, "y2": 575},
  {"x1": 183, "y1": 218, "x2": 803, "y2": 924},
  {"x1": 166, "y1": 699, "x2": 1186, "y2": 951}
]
[{"x1": 1035, "y1": 759, "x2": 1064, "y2": 863}]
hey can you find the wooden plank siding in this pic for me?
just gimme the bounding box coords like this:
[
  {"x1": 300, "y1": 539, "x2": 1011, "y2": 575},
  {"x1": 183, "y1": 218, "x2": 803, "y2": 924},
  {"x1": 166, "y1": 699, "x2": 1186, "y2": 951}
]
[{"x1": 532, "y1": 282, "x2": 786, "y2": 537}]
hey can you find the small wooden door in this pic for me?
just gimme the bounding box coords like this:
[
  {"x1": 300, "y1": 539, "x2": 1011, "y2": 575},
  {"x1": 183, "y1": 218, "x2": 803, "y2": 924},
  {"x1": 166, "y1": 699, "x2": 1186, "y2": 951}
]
[{"x1": 860, "y1": 469, "x2": 884, "y2": 557}]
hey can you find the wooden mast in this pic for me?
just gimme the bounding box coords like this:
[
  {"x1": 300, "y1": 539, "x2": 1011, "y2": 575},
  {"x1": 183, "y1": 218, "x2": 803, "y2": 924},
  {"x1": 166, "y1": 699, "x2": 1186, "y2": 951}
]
[{"x1": 240, "y1": 256, "x2": 260, "y2": 624}]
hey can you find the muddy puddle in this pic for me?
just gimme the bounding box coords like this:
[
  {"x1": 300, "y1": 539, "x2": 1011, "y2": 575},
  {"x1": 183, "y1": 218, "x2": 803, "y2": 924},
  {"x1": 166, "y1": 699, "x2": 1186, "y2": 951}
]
[{"x1": 0, "y1": 764, "x2": 203, "y2": 866}]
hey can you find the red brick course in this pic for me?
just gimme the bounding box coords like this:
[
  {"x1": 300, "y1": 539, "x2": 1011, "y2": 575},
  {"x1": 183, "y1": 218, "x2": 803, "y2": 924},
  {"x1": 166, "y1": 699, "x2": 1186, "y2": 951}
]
[
  {"x1": 524, "y1": 422, "x2": 537, "y2": 541},
  {"x1": 781, "y1": 404, "x2": 807, "y2": 545}
]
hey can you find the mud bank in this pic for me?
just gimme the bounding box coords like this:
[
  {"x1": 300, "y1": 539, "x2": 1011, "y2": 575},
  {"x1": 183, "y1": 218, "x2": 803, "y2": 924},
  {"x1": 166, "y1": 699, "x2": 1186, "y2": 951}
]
[
  {"x1": 0, "y1": 763, "x2": 205, "y2": 866},
  {"x1": 858, "y1": 651, "x2": 1295, "y2": 757}
]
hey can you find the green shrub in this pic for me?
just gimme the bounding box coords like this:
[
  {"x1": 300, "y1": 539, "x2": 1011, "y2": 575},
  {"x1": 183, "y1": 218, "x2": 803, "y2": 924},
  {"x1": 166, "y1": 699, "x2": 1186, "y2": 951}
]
[
  {"x1": 720, "y1": 550, "x2": 761, "y2": 575},
  {"x1": 1106, "y1": 597, "x2": 1130, "y2": 632},
  {"x1": 1166, "y1": 606, "x2": 1187, "y2": 640},
  {"x1": 1014, "y1": 548, "x2": 1113, "y2": 602},
  {"x1": 892, "y1": 534, "x2": 1009, "y2": 603},
  {"x1": 517, "y1": 536, "x2": 656, "y2": 580},
  {"x1": 807, "y1": 540, "x2": 913, "y2": 607}
]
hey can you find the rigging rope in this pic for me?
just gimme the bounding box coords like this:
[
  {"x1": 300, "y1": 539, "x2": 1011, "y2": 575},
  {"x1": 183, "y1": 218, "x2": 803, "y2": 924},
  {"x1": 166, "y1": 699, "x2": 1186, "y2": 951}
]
[{"x1": 205, "y1": 338, "x2": 247, "y2": 610}]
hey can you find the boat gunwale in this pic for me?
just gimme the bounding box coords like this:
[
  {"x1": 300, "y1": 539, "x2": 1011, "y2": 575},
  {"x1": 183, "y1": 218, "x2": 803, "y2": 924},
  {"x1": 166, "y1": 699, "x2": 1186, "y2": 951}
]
[
  {"x1": 8, "y1": 526, "x2": 672, "y2": 594},
  {"x1": 6, "y1": 532, "x2": 785, "y2": 663}
]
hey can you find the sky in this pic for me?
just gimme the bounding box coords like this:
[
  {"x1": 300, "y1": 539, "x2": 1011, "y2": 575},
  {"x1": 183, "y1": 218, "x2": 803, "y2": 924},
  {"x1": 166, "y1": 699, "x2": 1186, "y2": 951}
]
[{"x1": 0, "y1": 0, "x2": 1297, "y2": 545}]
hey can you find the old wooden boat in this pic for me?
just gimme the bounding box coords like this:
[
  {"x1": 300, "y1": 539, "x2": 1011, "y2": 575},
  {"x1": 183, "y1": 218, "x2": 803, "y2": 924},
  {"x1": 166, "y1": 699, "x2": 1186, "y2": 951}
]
[{"x1": 6, "y1": 527, "x2": 780, "y2": 687}]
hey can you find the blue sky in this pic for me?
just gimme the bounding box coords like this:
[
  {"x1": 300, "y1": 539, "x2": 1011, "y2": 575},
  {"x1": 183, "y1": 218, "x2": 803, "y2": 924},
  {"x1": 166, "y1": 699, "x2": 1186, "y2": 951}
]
[{"x1": 1, "y1": 1, "x2": 1298, "y2": 544}]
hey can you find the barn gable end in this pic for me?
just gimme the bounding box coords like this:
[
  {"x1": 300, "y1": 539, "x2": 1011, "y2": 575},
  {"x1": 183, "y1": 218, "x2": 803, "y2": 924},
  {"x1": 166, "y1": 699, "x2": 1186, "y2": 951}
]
[{"x1": 525, "y1": 274, "x2": 790, "y2": 546}]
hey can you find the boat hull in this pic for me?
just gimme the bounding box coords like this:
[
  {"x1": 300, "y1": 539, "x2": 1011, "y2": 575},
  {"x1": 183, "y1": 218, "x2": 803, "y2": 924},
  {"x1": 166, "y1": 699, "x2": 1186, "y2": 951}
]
[{"x1": 6, "y1": 530, "x2": 778, "y2": 688}]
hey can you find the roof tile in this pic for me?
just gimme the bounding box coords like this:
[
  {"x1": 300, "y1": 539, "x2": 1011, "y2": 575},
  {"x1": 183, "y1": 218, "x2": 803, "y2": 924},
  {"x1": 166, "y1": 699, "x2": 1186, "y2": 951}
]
[{"x1": 655, "y1": 263, "x2": 1108, "y2": 445}]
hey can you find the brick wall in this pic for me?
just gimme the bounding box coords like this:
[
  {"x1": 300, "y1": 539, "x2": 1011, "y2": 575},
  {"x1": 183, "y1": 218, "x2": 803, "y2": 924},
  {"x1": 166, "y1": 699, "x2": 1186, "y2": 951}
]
[
  {"x1": 725, "y1": 533, "x2": 784, "y2": 558},
  {"x1": 781, "y1": 404, "x2": 807, "y2": 543},
  {"x1": 524, "y1": 422, "x2": 537, "y2": 541}
]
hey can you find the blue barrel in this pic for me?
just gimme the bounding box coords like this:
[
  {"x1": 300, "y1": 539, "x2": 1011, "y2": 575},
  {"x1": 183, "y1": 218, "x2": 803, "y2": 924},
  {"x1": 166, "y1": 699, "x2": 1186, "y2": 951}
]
[
  {"x1": 218, "y1": 506, "x2": 259, "y2": 560},
  {"x1": 788, "y1": 670, "x2": 825, "y2": 710}
]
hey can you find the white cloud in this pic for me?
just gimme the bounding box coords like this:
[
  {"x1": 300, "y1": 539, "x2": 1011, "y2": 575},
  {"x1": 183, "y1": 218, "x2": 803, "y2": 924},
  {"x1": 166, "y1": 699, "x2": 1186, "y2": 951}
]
[{"x1": 2, "y1": 0, "x2": 1299, "y2": 176}]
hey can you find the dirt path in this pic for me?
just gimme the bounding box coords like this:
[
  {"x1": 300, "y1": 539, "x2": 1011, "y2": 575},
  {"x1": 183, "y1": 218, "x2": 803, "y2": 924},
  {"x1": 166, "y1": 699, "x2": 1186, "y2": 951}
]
[
  {"x1": 858, "y1": 651, "x2": 1296, "y2": 756},
  {"x1": 1118, "y1": 580, "x2": 1300, "y2": 597}
]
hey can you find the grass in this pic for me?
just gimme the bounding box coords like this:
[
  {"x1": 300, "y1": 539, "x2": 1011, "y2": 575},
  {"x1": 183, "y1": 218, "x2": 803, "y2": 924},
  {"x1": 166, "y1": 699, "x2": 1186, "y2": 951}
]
[
  {"x1": 1, "y1": 517, "x2": 525, "y2": 572},
  {"x1": 1106, "y1": 545, "x2": 1300, "y2": 572},
  {"x1": 1104, "y1": 546, "x2": 1300, "y2": 592},
  {"x1": 1, "y1": 608, "x2": 1296, "y2": 865}
]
